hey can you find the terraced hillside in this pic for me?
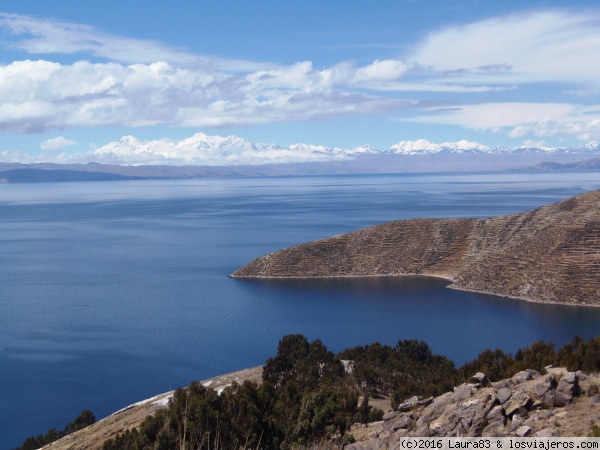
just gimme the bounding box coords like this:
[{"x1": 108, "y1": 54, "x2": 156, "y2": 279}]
[{"x1": 232, "y1": 190, "x2": 600, "y2": 306}]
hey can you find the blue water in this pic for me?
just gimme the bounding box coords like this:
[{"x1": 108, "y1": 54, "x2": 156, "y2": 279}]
[{"x1": 1, "y1": 171, "x2": 600, "y2": 448}]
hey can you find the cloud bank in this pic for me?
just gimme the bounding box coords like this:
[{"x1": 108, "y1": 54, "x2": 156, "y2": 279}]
[{"x1": 2, "y1": 9, "x2": 600, "y2": 147}]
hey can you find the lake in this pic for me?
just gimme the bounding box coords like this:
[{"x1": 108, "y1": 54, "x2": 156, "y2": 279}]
[{"x1": 1, "y1": 171, "x2": 600, "y2": 448}]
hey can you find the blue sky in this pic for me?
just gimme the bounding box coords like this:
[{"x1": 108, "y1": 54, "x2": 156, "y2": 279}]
[{"x1": 2, "y1": 0, "x2": 600, "y2": 164}]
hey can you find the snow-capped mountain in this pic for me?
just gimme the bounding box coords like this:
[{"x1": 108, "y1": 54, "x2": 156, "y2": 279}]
[
  {"x1": 387, "y1": 139, "x2": 493, "y2": 155},
  {"x1": 92, "y1": 133, "x2": 371, "y2": 166},
  {"x1": 386, "y1": 139, "x2": 600, "y2": 155},
  {"x1": 89, "y1": 133, "x2": 600, "y2": 166}
]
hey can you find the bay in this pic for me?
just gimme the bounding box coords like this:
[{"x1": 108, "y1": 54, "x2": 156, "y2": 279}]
[{"x1": 1, "y1": 171, "x2": 600, "y2": 448}]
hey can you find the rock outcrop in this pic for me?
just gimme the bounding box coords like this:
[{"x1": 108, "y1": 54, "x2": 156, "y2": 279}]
[
  {"x1": 232, "y1": 189, "x2": 600, "y2": 306},
  {"x1": 38, "y1": 366, "x2": 600, "y2": 449},
  {"x1": 347, "y1": 368, "x2": 600, "y2": 448}
]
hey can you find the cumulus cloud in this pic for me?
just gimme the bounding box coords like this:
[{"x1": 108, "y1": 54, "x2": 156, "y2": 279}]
[
  {"x1": 0, "y1": 13, "x2": 462, "y2": 135},
  {"x1": 0, "y1": 57, "x2": 413, "y2": 133},
  {"x1": 40, "y1": 136, "x2": 77, "y2": 151},
  {"x1": 3, "y1": 10, "x2": 600, "y2": 144}
]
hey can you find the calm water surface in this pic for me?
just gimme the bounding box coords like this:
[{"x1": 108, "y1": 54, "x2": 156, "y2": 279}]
[{"x1": 1, "y1": 172, "x2": 600, "y2": 448}]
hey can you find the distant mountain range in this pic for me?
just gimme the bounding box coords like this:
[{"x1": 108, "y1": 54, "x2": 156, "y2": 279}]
[
  {"x1": 1, "y1": 134, "x2": 600, "y2": 183},
  {"x1": 1, "y1": 154, "x2": 599, "y2": 183},
  {"x1": 519, "y1": 157, "x2": 600, "y2": 171},
  {"x1": 0, "y1": 168, "x2": 142, "y2": 183},
  {"x1": 92, "y1": 133, "x2": 600, "y2": 165}
]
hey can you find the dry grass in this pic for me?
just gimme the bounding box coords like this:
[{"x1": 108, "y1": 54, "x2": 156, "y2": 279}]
[{"x1": 41, "y1": 366, "x2": 263, "y2": 450}]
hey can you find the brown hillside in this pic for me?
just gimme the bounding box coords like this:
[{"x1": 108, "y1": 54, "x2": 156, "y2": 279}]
[{"x1": 232, "y1": 189, "x2": 600, "y2": 306}]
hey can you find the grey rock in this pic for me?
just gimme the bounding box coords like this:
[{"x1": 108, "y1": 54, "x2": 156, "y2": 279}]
[
  {"x1": 414, "y1": 424, "x2": 430, "y2": 436},
  {"x1": 482, "y1": 423, "x2": 506, "y2": 437},
  {"x1": 417, "y1": 391, "x2": 459, "y2": 426},
  {"x1": 392, "y1": 414, "x2": 415, "y2": 431},
  {"x1": 536, "y1": 428, "x2": 559, "y2": 437},
  {"x1": 456, "y1": 391, "x2": 498, "y2": 436},
  {"x1": 346, "y1": 440, "x2": 379, "y2": 450},
  {"x1": 504, "y1": 391, "x2": 532, "y2": 417},
  {"x1": 383, "y1": 411, "x2": 398, "y2": 421},
  {"x1": 556, "y1": 372, "x2": 578, "y2": 406},
  {"x1": 352, "y1": 367, "x2": 589, "y2": 444},
  {"x1": 497, "y1": 387, "x2": 512, "y2": 405},
  {"x1": 510, "y1": 415, "x2": 524, "y2": 431},
  {"x1": 510, "y1": 370, "x2": 541, "y2": 385},
  {"x1": 471, "y1": 372, "x2": 488, "y2": 386},
  {"x1": 428, "y1": 410, "x2": 462, "y2": 437},
  {"x1": 492, "y1": 380, "x2": 511, "y2": 389},
  {"x1": 576, "y1": 370, "x2": 588, "y2": 381},
  {"x1": 526, "y1": 374, "x2": 557, "y2": 407},
  {"x1": 454, "y1": 383, "x2": 476, "y2": 401},
  {"x1": 486, "y1": 404, "x2": 506, "y2": 426},
  {"x1": 398, "y1": 395, "x2": 434, "y2": 412},
  {"x1": 531, "y1": 400, "x2": 544, "y2": 409},
  {"x1": 379, "y1": 430, "x2": 391, "y2": 439}
]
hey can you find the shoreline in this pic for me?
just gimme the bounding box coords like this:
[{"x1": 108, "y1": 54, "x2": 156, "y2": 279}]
[
  {"x1": 232, "y1": 272, "x2": 600, "y2": 309},
  {"x1": 42, "y1": 366, "x2": 263, "y2": 450}
]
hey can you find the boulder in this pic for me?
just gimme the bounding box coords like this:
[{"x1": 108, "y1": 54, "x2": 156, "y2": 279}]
[
  {"x1": 353, "y1": 368, "x2": 588, "y2": 444},
  {"x1": 515, "y1": 425, "x2": 532, "y2": 437},
  {"x1": 454, "y1": 383, "x2": 476, "y2": 401},
  {"x1": 497, "y1": 387, "x2": 512, "y2": 405},
  {"x1": 391, "y1": 413, "x2": 415, "y2": 431},
  {"x1": 398, "y1": 395, "x2": 433, "y2": 412},
  {"x1": 471, "y1": 372, "x2": 489, "y2": 387},
  {"x1": 524, "y1": 374, "x2": 557, "y2": 407},
  {"x1": 382, "y1": 411, "x2": 398, "y2": 421},
  {"x1": 504, "y1": 391, "x2": 532, "y2": 417},
  {"x1": 536, "y1": 428, "x2": 559, "y2": 437},
  {"x1": 482, "y1": 405, "x2": 507, "y2": 437},
  {"x1": 455, "y1": 390, "x2": 498, "y2": 436},
  {"x1": 510, "y1": 370, "x2": 540, "y2": 385},
  {"x1": 510, "y1": 414, "x2": 524, "y2": 432},
  {"x1": 555, "y1": 372, "x2": 579, "y2": 406}
]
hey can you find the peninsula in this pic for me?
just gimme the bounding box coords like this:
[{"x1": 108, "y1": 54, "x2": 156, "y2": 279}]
[{"x1": 232, "y1": 189, "x2": 600, "y2": 306}]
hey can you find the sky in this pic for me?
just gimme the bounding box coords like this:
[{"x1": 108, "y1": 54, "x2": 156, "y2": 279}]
[{"x1": 2, "y1": 0, "x2": 600, "y2": 165}]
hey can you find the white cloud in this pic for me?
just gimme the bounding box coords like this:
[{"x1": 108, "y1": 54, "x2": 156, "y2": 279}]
[
  {"x1": 353, "y1": 59, "x2": 408, "y2": 82},
  {"x1": 510, "y1": 119, "x2": 600, "y2": 141},
  {"x1": 0, "y1": 58, "x2": 411, "y2": 133},
  {"x1": 521, "y1": 139, "x2": 546, "y2": 148},
  {"x1": 3, "y1": 10, "x2": 600, "y2": 144},
  {"x1": 364, "y1": 82, "x2": 509, "y2": 93},
  {"x1": 411, "y1": 102, "x2": 574, "y2": 129},
  {"x1": 40, "y1": 136, "x2": 77, "y2": 151},
  {"x1": 0, "y1": 13, "x2": 200, "y2": 65},
  {"x1": 410, "y1": 10, "x2": 600, "y2": 86}
]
